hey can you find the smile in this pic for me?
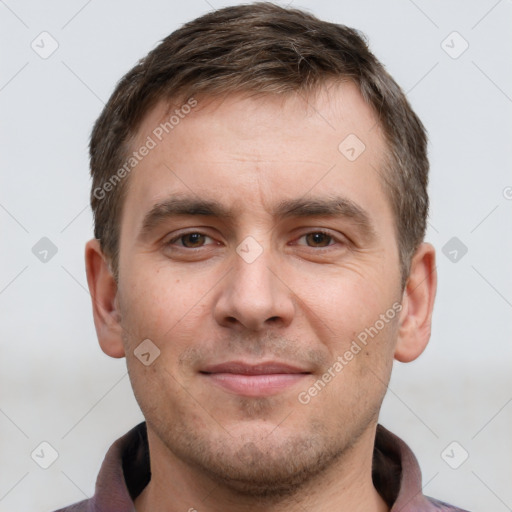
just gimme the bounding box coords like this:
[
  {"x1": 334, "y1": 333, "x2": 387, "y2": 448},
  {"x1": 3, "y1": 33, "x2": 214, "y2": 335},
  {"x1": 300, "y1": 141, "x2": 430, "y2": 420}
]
[{"x1": 200, "y1": 361, "x2": 311, "y2": 397}]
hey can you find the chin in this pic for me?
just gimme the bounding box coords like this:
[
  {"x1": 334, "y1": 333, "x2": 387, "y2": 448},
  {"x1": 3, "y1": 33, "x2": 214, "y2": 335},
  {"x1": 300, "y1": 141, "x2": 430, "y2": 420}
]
[{"x1": 165, "y1": 419, "x2": 350, "y2": 499}]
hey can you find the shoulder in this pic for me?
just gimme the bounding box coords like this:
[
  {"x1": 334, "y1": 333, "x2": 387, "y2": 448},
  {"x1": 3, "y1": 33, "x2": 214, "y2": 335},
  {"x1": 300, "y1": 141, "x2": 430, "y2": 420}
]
[
  {"x1": 426, "y1": 496, "x2": 472, "y2": 511},
  {"x1": 52, "y1": 499, "x2": 90, "y2": 512}
]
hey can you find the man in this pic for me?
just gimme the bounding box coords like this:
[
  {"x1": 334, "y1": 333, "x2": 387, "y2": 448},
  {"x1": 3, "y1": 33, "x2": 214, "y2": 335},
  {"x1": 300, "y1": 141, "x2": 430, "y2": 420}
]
[{"x1": 55, "y1": 3, "x2": 468, "y2": 511}]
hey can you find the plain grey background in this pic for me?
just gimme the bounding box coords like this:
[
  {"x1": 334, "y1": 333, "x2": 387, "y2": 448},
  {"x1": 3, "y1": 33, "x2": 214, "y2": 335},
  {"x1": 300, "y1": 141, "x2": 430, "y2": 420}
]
[{"x1": 1, "y1": 1, "x2": 511, "y2": 510}]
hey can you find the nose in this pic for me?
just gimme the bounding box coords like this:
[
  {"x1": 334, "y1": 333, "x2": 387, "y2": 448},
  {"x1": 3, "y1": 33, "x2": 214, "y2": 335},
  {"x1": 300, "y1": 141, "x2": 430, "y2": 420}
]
[{"x1": 213, "y1": 247, "x2": 295, "y2": 332}]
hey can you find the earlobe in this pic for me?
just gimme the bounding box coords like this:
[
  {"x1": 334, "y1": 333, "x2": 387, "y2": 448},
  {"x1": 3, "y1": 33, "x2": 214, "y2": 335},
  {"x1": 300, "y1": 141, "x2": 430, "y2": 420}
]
[
  {"x1": 394, "y1": 243, "x2": 437, "y2": 363},
  {"x1": 85, "y1": 239, "x2": 126, "y2": 358}
]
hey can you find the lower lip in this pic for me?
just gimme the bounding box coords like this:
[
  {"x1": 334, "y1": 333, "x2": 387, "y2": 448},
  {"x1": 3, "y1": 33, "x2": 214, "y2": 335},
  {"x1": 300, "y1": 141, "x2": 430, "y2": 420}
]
[{"x1": 202, "y1": 373, "x2": 308, "y2": 397}]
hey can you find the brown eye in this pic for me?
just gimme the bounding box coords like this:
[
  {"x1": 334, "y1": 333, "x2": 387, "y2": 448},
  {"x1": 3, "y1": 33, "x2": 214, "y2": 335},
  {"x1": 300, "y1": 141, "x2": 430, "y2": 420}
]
[
  {"x1": 305, "y1": 232, "x2": 333, "y2": 247},
  {"x1": 180, "y1": 233, "x2": 207, "y2": 248}
]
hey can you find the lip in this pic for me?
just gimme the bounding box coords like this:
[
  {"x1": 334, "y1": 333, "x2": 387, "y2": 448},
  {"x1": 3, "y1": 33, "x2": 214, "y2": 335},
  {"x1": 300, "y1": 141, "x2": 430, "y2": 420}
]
[
  {"x1": 201, "y1": 361, "x2": 310, "y2": 375},
  {"x1": 200, "y1": 361, "x2": 311, "y2": 397}
]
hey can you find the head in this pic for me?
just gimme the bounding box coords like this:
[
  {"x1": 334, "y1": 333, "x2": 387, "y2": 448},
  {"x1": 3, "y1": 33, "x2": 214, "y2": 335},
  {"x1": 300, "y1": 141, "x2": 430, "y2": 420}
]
[{"x1": 86, "y1": 2, "x2": 436, "y2": 500}]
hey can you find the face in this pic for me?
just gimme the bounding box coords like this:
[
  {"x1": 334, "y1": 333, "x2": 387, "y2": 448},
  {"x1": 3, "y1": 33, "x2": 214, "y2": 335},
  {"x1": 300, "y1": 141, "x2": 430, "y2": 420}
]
[{"x1": 114, "y1": 83, "x2": 404, "y2": 495}]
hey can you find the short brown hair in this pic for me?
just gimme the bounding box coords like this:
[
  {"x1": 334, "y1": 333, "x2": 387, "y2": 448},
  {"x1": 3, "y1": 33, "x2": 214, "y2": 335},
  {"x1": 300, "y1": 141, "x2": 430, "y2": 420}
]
[{"x1": 90, "y1": 2, "x2": 428, "y2": 288}]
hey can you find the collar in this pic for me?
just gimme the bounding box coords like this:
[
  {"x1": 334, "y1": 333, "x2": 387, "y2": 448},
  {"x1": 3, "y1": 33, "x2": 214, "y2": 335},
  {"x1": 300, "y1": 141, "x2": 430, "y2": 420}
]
[{"x1": 56, "y1": 422, "x2": 467, "y2": 511}]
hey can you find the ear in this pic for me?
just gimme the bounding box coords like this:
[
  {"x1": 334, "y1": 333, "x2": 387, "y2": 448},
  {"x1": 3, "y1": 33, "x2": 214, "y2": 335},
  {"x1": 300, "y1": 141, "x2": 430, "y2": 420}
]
[
  {"x1": 85, "y1": 239, "x2": 125, "y2": 358},
  {"x1": 394, "y1": 242, "x2": 437, "y2": 363}
]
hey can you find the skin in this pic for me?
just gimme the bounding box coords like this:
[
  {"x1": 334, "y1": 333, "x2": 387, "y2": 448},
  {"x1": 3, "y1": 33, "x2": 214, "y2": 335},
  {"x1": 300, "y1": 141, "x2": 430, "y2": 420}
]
[{"x1": 86, "y1": 81, "x2": 437, "y2": 512}]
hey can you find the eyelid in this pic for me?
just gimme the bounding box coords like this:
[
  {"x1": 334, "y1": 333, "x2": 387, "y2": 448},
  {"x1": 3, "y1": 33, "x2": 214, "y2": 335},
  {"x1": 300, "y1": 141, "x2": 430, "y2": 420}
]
[
  {"x1": 163, "y1": 227, "x2": 348, "y2": 249},
  {"x1": 166, "y1": 229, "x2": 217, "y2": 247},
  {"x1": 292, "y1": 228, "x2": 347, "y2": 246}
]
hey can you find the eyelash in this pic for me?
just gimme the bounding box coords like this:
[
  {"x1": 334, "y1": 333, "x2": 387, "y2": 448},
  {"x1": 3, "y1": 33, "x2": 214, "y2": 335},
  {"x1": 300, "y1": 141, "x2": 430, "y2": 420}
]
[{"x1": 166, "y1": 230, "x2": 345, "y2": 249}]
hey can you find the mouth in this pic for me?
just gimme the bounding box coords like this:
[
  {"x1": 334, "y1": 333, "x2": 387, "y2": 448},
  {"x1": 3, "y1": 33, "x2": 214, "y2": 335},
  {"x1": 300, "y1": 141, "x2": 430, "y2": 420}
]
[{"x1": 199, "y1": 361, "x2": 311, "y2": 397}]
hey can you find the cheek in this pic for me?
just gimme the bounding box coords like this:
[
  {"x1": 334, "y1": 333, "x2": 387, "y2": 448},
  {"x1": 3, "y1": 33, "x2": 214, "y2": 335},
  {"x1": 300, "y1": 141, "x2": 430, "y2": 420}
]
[
  {"x1": 296, "y1": 269, "x2": 382, "y2": 331},
  {"x1": 322, "y1": 318, "x2": 398, "y2": 410},
  {"x1": 118, "y1": 265, "x2": 219, "y2": 385},
  {"x1": 120, "y1": 264, "x2": 201, "y2": 337},
  {"x1": 295, "y1": 268, "x2": 400, "y2": 373}
]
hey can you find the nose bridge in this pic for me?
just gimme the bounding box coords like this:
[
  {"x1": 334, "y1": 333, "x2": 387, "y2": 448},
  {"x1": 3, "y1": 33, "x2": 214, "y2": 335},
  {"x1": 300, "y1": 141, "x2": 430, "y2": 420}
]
[
  {"x1": 215, "y1": 241, "x2": 294, "y2": 330},
  {"x1": 234, "y1": 247, "x2": 273, "y2": 300}
]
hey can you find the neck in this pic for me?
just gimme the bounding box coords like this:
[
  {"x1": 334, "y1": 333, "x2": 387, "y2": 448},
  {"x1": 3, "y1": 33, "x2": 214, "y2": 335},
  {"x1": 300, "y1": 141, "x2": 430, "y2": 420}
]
[{"x1": 134, "y1": 423, "x2": 389, "y2": 512}]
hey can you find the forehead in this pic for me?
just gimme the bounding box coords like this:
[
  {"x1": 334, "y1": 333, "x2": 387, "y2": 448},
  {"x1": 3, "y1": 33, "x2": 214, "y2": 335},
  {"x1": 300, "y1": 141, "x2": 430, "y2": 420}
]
[
  {"x1": 122, "y1": 82, "x2": 392, "y2": 234},
  {"x1": 134, "y1": 82, "x2": 382, "y2": 161}
]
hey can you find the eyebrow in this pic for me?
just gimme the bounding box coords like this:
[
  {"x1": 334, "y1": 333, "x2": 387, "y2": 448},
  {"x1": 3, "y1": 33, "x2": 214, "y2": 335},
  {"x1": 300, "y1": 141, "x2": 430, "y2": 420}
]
[
  {"x1": 139, "y1": 197, "x2": 234, "y2": 239},
  {"x1": 274, "y1": 197, "x2": 376, "y2": 240},
  {"x1": 138, "y1": 195, "x2": 376, "y2": 242}
]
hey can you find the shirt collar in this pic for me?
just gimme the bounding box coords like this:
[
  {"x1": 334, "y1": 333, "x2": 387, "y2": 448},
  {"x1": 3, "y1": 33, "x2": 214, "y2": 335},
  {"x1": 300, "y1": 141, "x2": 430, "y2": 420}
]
[{"x1": 65, "y1": 422, "x2": 451, "y2": 511}]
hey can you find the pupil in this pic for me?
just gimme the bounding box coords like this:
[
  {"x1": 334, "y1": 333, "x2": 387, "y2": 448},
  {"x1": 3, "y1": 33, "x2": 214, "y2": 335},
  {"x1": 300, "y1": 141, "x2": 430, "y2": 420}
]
[
  {"x1": 307, "y1": 233, "x2": 330, "y2": 247},
  {"x1": 184, "y1": 233, "x2": 203, "y2": 247}
]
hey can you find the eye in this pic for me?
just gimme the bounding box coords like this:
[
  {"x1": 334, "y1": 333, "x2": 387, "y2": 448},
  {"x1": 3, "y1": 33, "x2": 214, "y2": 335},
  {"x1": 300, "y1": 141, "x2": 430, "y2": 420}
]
[
  {"x1": 297, "y1": 231, "x2": 336, "y2": 248},
  {"x1": 169, "y1": 232, "x2": 214, "y2": 248}
]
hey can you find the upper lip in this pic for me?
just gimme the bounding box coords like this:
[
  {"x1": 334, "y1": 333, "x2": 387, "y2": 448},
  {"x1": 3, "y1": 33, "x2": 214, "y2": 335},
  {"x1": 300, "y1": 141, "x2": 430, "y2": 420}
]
[{"x1": 200, "y1": 361, "x2": 311, "y2": 375}]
